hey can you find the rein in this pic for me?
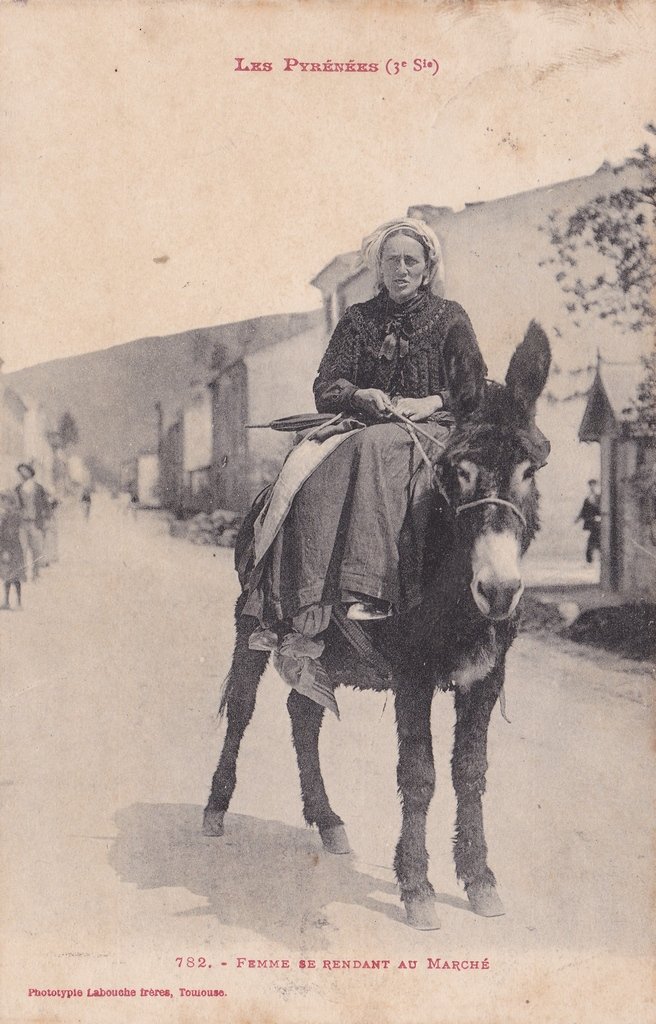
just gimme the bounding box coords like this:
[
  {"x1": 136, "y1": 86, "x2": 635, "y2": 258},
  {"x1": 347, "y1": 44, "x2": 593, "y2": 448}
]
[
  {"x1": 388, "y1": 409, "x2": 528, "y2": 534},
  {"x1": 386, "y1": 409, "x2": 438, "y2": 471}
]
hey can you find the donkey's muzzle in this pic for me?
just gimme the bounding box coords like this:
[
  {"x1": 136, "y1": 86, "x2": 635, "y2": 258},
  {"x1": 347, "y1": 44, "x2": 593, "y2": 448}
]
[
  {"x1": 470, "y1": 529, "x2": 525, "y2": 620},
  {"x1": 473, "y1": 576, "x2": 523, "y2": 620}
]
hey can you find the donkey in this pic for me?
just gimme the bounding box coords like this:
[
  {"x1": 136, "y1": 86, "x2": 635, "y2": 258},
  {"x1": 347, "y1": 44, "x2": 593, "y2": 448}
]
[{"x1": 203, "y1": 322, "x2": 551, "y2": 931}]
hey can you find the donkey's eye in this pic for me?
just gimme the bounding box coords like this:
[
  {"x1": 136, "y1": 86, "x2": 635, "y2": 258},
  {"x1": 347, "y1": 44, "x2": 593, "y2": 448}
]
[
  {"x1": 457, "y1": 466, "x2": 472, "y2": 484},
  {"x1": 523, "y1": 465, "x2": 536, "y2": 481}
]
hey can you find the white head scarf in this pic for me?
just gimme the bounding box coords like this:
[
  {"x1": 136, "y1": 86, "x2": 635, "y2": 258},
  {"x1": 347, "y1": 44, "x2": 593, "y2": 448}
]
[{"x1": 360, "y1": 217, "x2": 445, "y2": 298}]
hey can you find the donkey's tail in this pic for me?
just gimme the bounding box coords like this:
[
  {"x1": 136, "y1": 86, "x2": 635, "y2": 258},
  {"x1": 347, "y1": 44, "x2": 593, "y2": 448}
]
[
  {"x1": 217, "y1": 591, "x2": 270, "y2": 719},
  {"x1": 217, "y1": 484, "x2": 273, "y2": 720},
  {"x1": 217, "y1": 668, "x2": 235, "y2": 719}
]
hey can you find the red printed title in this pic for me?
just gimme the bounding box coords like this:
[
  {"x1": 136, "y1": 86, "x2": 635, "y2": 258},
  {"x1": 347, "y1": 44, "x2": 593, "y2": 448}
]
[{"x1": 234, "y1": 57, "x2": 440, "y2": 77}]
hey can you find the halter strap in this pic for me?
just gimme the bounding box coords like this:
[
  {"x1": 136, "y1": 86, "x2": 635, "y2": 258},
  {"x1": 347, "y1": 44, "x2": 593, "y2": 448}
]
[
  {"x1": 455, "y1": 497, "x2": 527, "y2": 531},
  {"x1": 380, "y1": 408, "x2": 528, "y2": 531}
]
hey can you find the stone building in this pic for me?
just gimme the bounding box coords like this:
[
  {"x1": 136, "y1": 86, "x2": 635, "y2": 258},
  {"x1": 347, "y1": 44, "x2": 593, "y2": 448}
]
[
  {"x1": 22, "y1": 400, "x2": 56, "y2": 489},
  {"x1": 579, "y1": 360, "x2": 655, "y2": 599},
  {"x1": 0, "y1": 362, "x2": 57, "y2": 492},
  {"x1": 0, "y1": 374, "x2": 27, "y2": 489},
  {"x1": 158, "y1": 309, "x2": 324, "y2": 514}
]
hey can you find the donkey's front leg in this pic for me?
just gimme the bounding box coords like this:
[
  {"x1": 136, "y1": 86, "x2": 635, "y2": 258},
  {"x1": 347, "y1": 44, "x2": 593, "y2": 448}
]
[
  {"x1": 451, "y1": 664, "x2": 506, "y2": 917},
  {"x1": 394, "y1": 682, "x2": 439, "y2": 930}
]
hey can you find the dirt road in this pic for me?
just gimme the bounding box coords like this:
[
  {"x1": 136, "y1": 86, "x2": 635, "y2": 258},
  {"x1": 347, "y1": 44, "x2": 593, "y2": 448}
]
[{"x1": 1, "y1": 497, "x2": 653, "y2": 1024}]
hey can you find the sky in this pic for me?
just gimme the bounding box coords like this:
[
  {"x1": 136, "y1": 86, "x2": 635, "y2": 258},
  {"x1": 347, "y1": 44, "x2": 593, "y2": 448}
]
[{"x1": 1, "y1": 0, "x2": 654, "y2": 372}]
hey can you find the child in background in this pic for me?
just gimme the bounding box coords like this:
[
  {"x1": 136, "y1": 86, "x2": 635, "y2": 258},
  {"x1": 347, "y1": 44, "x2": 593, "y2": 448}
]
[{"x1": 0, "y1": 491, "x2": 27, "y2": 609}]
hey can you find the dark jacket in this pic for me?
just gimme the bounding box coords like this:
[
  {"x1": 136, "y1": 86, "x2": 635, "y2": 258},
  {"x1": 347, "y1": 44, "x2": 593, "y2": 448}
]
[
  {"x1": 15, "y1": 481, "x2": 51, "y2": 532},
  {"x1": 313, "y1": 290, "x2": 487, "y2": 416},
  {"x1": 577, "y1": 496, "x2": 601, "y2": 532}
]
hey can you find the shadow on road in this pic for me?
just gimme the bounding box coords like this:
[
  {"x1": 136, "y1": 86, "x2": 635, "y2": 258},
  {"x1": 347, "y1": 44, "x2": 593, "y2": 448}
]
[{"x1": 109, "y1": 803, "x2": 460, "y2": 945}]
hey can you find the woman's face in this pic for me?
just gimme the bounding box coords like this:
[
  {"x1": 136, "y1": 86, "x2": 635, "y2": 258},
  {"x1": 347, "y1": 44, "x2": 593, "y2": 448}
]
[{"x1": 380, "y1": 233, "x2": 427, "y2": 303}]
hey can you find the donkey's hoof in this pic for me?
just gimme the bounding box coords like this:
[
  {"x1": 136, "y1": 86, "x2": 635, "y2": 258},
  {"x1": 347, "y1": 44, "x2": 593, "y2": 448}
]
[
  {"x1": 466, "y1": 881, "x2": 505, "y2": 917},
  {"x1": 202, "y1": 809, "x2": 225, "y2": 837},
  {"x1": 320, "y1": 824, "x2": 351, "y2": 855},
  {"x1": 405, "y1": 898, "x2": 441, "y2": 930}
]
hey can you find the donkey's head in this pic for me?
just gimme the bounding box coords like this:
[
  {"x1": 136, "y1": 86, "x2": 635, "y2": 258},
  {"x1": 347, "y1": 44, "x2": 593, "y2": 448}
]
[{"x1": 437, "y1": 322, "x2": 551, "y2": 621}]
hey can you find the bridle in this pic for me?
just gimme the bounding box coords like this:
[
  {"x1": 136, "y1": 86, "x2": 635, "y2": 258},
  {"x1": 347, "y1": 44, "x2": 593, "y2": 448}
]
[
  {"x1": 455, "y1": 497, "x2": 527, "y2": 532},
  {"x1": 385, "y1": 408, "x2": 529, "y2": 535}
]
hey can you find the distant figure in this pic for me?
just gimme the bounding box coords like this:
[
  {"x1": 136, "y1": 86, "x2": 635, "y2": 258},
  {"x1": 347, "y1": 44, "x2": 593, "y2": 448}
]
[
  {"x1": 81, "y1": 487, "x2": 92, "y2": 520},
  {"x1": 15, "y1": 463, "x2": 50, "y2": 580},
  {"x1": 575, "y1": 479, "x2": 602, "y2": 564},
  {"x1": 130, "y1": 492, "x2": 139, "y2": 520},
  {"x1": 0, "y1": 491, "x2": 26, "y2": 609}
]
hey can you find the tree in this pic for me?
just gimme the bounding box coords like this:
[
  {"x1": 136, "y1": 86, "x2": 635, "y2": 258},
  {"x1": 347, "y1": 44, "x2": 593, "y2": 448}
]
[
  {"x1": 58, "y1": 410, "x2": 79, "y2": 449},
  {"x1": 542, "y1": 125, "x2": 656, "y2": 336},
  {"x1": 630, "y1": 350, "x2": 656, "y2": 439}
]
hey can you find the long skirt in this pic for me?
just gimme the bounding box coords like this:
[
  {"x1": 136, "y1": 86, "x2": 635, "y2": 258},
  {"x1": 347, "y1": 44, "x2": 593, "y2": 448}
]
[
  {"x1": 0, "y1": 525, "x2": 27, "y2": 583},
  {"x1": 243, "y1": 420, "x2": 450, "y2": 625}
]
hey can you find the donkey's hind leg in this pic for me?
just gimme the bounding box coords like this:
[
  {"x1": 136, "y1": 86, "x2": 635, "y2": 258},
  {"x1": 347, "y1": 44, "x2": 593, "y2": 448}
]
[
  {"x1": 287, "y1": 689, "x2": 350, "y2": 854},
  {"x1": 451, "y1": 665, "x2": 506, "y2": 917},
  {"x1": 202, "y1": 612, "x2": 269, "y2": 837}
]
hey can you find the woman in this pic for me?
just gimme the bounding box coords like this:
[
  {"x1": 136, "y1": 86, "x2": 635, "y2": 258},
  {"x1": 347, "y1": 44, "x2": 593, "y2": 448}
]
[
  {"x1": 242, "y1": 217, "x2": 487, "y2": 651},
  {"x1": 15, "y1": 463, "x2": 49, "y2": 581},
  {"x1": 0, "y1": 491, "x2": 27, "y2": 609}
]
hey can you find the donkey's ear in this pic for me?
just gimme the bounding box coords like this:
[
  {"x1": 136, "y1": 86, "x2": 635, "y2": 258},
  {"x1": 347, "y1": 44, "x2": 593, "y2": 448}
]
[{"x1": 505, "y1": 321, "x2": 551, "y2": 412}]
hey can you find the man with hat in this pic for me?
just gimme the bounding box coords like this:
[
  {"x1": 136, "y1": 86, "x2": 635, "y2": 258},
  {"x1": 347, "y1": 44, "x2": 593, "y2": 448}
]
[
  {"x1": 575, "y1": 478, "x2": 602, "y2": 564},
  {"x1": 15, "y1": 463, "x2": 50, "y2": 580}
]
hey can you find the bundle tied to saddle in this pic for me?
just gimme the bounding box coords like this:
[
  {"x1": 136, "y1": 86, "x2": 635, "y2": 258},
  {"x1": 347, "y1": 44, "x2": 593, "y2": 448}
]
[{"x1": 243, "y1": 410, "x2": 453, "y2": 715}]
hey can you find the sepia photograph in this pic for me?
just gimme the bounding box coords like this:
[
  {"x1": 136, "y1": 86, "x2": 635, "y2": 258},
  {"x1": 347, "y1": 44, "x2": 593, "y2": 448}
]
[{"x1": 1, "y1": 2, "x2": 654, "y2": 1022}]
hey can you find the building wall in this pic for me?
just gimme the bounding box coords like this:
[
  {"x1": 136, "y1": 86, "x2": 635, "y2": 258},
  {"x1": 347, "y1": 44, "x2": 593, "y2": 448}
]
[
  {"x1": 599, "y1": 436, "x2": 615, "y2": 591},
  {"x1": 617, "y1": 439, "x2": 656, "y2": 600},
  {"x1": 182, "y1": 387, "x2": 213, "y2": 473},
  {"x1": 244, "y1": 321, "x2": 326, "y2": 499},
  {"x1": 159, "y1": 419, "x2": 183, "y2": 513},
  {"x1": 409, "y1": 164, "x2": 647, "y2": 381},
  {"x1": 23, "y1": 404, "x2": 55, "y2": 490},
  {"x1": 137, "y1": 454, "x2": 160, "y2": 507},
  {"x1": 154, "y1": 310, "x2": 326, "y2": 514},
  {"x1": 0, "y1": 382, "x2": 26, "y2": 490},
  {"x1": 211, "y1": 360, "x2": 248, "y2": 511},
  {"x1": 120, "y1": 458, "x2": 138, "y2": 493},
  {"x1": 333, "y1": 270, "x2": 375, "y2": 329}
]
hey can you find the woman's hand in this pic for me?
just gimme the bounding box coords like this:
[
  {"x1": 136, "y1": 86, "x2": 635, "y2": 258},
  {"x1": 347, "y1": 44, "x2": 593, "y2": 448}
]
[
  {"x1": 392, "y1": 395, "x2": 443, "y2": 422},
  {"x1": 353, "y1": 388, "x2": 393, "y2": 419}
]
